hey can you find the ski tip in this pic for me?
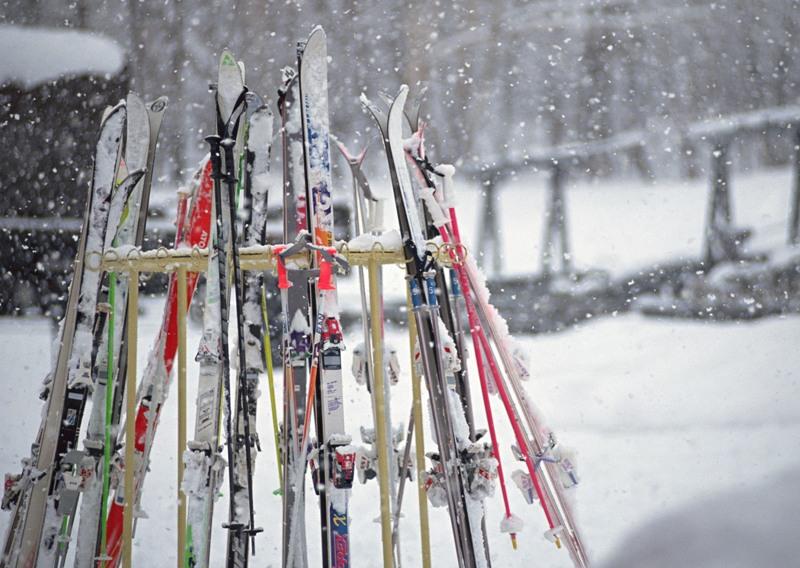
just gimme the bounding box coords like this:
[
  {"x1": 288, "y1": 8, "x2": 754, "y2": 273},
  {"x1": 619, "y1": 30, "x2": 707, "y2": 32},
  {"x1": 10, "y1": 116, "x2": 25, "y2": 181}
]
[
  {"x1": 361, "y1": 93, "x2": 390, "y2": 139},
  {"x1": 126, "y1": 91, "x2": 144, "y2": 110},
  {"x1": 219, "y1": 48, "x2": 237, "y2": 69},
  {"x1": 389, "y1": 85, "x2": 409, "y2": 118},
  {"x1": 377, "y1": 90, "x2": 393, "y2": 106},
  {"x1": 308, "y1": 25, "x2": 326, "y2": 41},
  {"x1": 100, "y1": 99, "x2": 126, "y2": 126},
  {"x1": 299, "y1": 26, "x2": 327, "y2": 68}
]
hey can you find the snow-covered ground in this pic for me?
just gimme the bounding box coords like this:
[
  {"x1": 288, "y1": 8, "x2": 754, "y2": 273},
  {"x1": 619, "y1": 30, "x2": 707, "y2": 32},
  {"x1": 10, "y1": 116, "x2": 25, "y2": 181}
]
[{"x1": 1, "y1": 166, "x2": 798, "y2": 566}]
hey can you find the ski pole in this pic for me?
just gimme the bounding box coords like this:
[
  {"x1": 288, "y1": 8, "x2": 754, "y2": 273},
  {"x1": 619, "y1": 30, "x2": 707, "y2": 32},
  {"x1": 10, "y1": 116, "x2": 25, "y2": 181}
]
[
  {"x1": 98, "y1": 271, "x2": 116, "y2": 568},
  {"x1": 405, "y1": 290, "x2": 432, "y2": 568},
  {"x1": 369, "y1": 256, "x2": 394, "y2": 567},
  {"x1": 261, "y1": 286, "x2": 283, "y2": 495},
  {"x1": 440, "y1": 165, "x2": 590, "y2": 565},
  {"x1": 413, "y1": 152, "x2": 522, "y2": 550}
]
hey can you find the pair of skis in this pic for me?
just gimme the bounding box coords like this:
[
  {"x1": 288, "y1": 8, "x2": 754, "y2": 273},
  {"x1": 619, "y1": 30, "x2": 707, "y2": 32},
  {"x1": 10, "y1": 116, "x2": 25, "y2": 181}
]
[
  {"x1": 280, "y1": 27, "x2": 356, "y2": 568},
  {"x1": 1, "y1": 93, "x2": 166, "y2": 567},
  {"x1": 186, "y1": 50, "x2": 272, "y2": 568}
]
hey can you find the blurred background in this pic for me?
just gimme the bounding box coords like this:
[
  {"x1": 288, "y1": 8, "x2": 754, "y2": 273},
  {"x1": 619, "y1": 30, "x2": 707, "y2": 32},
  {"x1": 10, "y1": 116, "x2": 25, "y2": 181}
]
[
  {"x1": 2, "y1": 2, "x2": 800, "y2": 566},
  {"x1": 3, "y1": 0, "x2": 799, "y2": 187}
]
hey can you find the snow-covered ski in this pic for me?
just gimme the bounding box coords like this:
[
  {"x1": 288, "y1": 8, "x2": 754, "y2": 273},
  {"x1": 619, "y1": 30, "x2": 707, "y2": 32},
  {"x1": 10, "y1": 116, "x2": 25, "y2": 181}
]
[
  {"x1": 1, "y1": 101, "x2": 127, "y2": 568},
  {"x1": 71, "y1": 93, "x2": 166, "y2": 568},
  {"x1": 277, "y1": 65, "x2": 311, "y2": 568}
]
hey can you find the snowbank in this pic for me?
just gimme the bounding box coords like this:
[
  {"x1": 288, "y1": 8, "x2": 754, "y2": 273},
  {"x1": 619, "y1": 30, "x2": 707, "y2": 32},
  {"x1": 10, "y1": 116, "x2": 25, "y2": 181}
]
[{"x1": 0, "y1": 25, "x2": 125, "y2": 88}]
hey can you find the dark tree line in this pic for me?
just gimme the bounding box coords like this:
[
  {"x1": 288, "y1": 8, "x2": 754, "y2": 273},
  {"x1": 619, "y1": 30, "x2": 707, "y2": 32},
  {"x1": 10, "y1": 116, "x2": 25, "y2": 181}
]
[{"x1": 3, "y1": 0, "x2": 799, "y2": 184}]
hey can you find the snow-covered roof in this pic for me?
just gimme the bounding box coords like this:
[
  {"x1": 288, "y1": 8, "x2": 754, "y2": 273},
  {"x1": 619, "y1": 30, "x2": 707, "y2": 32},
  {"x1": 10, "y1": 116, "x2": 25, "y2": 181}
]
[{"x1": 0, "y1": 25, "x2": 125, "y2": 89}]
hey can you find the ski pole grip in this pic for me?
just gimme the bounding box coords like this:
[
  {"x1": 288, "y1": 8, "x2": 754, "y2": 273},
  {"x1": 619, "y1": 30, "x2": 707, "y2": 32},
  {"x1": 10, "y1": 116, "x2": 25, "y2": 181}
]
[
  {"x1": 434, "y1": 164, "x2": 456, "y2": 208},
  {"x1": 419, "y1": 186, "x2": 449, "y2": 228},
  {"x1": 275, "y1": 246, "x2": 291, "y2": 289}
]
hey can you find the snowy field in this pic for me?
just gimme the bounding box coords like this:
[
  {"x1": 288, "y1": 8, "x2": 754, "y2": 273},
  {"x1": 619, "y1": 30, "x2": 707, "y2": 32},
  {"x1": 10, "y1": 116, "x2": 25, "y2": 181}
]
[{"x1": 1, "y1": 166, "x2": 799, "y2": 566}]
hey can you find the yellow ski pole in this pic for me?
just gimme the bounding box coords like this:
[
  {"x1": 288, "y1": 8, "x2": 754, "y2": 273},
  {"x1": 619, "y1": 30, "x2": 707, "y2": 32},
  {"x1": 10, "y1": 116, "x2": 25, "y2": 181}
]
[
  {"x1": 261, "y1": 285, "x2": 283, "y2": 495},
  {"x1": 406, "y1": 289, "x2": 432, "y2": 568}
]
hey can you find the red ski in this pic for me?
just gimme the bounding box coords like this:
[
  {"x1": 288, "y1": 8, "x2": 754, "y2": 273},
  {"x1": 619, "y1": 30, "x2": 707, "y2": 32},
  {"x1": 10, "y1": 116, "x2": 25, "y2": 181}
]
[{"x1": 103, "y1": 158, "x2": 213, "y2": 566}]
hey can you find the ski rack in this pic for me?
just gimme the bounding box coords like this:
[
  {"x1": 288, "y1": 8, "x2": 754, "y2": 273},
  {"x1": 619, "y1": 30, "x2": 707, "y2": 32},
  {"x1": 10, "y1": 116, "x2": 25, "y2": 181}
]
[
  {"x1": 83, "y1": 239, "x2": 459, "y2": 566},
  {"x1": 91, "y1": 241, "x2": 460, "y2": 273}
]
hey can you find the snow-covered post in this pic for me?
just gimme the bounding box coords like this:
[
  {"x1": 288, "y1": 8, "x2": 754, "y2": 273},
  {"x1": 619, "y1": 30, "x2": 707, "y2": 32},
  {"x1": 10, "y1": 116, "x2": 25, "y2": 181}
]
[
  {"x1": 541, "y1": 161, "x2": 571, "y2": 278},
  {"x1": 476, "y1": 167, "x2": 503, "y2": 275},
  {"x1": 704, "y1": 138, "x2": 733, "y2": 266},
  {"x1": 790, "y1": 127, "x2": 800, "y2": 245}
]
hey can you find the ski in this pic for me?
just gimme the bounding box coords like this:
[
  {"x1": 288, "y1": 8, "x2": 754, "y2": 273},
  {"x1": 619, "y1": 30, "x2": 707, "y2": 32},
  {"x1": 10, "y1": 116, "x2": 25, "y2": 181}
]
[
  {"x1": 277, "y1": 65, "x2": 311, "y2": 568},
  {"x1": 226, "y1": 92, "x2": 273, "y2": 565},
  {"x1": 239, "y1": 100, "x2": 275, "y2": 506},
  {"x1": 297, "y1": 27, "x2": 355, "y2": 568},
  {"x1": 70, "y1": 93, "x2": 166, "y2": 568},
  {"x1": 1, "y1": 102, "x2": 127, "y2": 568}
]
